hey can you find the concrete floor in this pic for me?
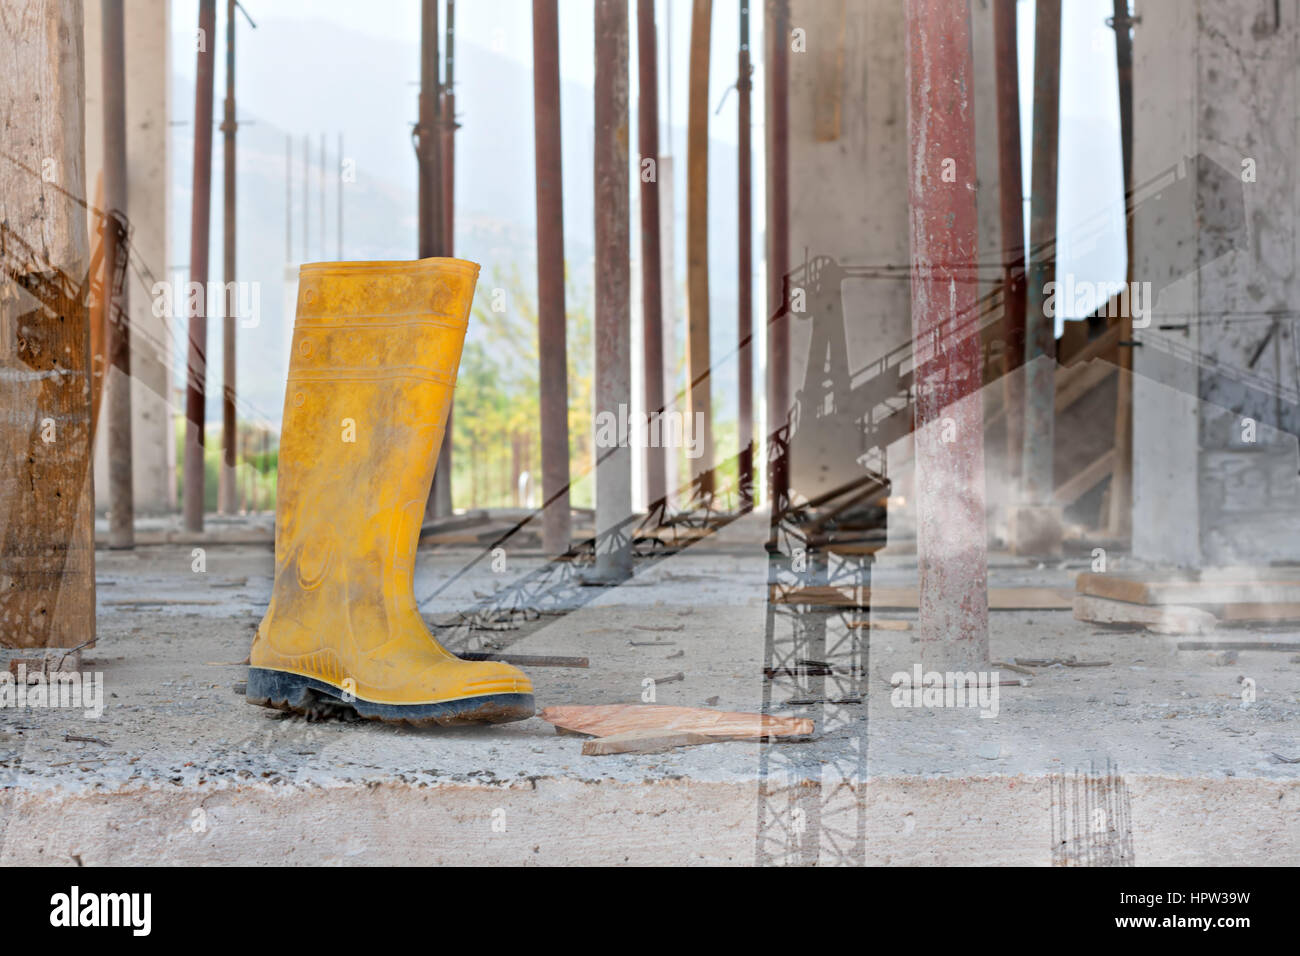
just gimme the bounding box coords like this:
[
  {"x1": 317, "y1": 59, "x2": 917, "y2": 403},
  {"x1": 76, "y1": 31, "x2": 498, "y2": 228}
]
[{"x1": 2, "y1": 511, "x2": 1297, "y2": 865}]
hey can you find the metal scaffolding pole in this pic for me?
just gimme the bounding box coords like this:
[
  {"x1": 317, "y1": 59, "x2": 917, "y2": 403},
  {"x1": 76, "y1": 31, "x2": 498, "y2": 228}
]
[
  {"x1": 765, "y1": 0, "x2": 790, "y2": 514},
  {"x1": 442, "y1": 1, "x2": 456, "y2": 251},
  {"x1": 284, "y1": 134, "x2": 291, "y2": 261},
  {"x1": 102, "y1": 0, "x2": 134, "y2": 547},
  {"x1": 318, "y1": 131, "x2": 325, "y2": 260},
  {"x1": 219, "y1": 0, "x2": 253, "y2": 516},
  {"x1": 637, "y1": 0, "x2": 665, "y2": 506},
  {"x1": 417, "y1": 0, "x2": 443, "y2": 260},
  {"x1": 905, "y1": 0, "x2": 990, "y2": 671},
  {"x1": 184, "y1": 0, "x2": 217, "y2": 533},
  {"x1": 336, "y1": 132, "x2": 343, "y2": 258},
  {"x1": 1107, "y1": 0, "x2": 1135, "y2": 538},
  {"x1": 1019, "y1": 0, "x2": 1061, "y2": 550},
  {"x1": 301, "y1": 133, "x2": 308, "y2": 259},
  {"x1": 686, "y1": 0, "x2": 714, "y2": 495},
  {"x1": 993, "y1": 0, "x2": 1026, "y2": 490},
  {"x1": 737, "y1": 0, "x2": 754, "y2": 508},
  {"x1": 417, "y1": 0, "x2": 448, "y2": 517},
  {"x1": 533, "y1": 0, "x2": 572, "y2": 555},
  {"x1": 593, "y1": 0, "x2": 632, "y2": 582},
  {"x1": 432, "y1": 0, "x2": 457, "y2": 517}
]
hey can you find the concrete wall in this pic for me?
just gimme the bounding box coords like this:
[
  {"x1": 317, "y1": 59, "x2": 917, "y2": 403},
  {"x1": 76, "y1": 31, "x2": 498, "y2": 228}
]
[
  {"x1": 784, "y1": 0, "x2": 911, "y2": 502},
  {"x1": 1133, "y1": 0, "x2": 1300, "y2": 566},
  {"x1": 85, "y1": 0, "x2": 174, "y2": 516}
]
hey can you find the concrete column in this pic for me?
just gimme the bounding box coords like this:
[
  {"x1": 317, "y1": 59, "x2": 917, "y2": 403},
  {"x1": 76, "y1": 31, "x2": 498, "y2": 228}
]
[
  {"x1": 784, "y1": 0, "x2": 910, "y2": 504},
  {"x1": 904, "y1": 0, "x2": 990, "y2": 671},
  {"x1": 85, "y1": 0, "x2": 171, "y2": 516},
  {"x1": 1133, "y1": 0, "x2": 1300, "y2": 566}
]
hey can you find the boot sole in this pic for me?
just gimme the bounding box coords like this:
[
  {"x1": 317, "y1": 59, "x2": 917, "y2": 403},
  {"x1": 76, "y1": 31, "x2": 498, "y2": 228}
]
[{"x1": 246, "y1": 667, "x2": 536, "y2": 726}]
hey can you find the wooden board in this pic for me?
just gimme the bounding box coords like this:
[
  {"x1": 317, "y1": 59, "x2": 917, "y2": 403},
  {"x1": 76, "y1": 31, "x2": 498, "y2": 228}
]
[
  {"x1": 1073, "y1": 595, "x2": 1216, "y2": 634},
  {"x1": 540, "y1": 704, "x2": 813, "y2": 739},
  {"x1": 1221, "y1": 603, "x2": 1300, "y2": 622},
  {"x1": 1077, "y1": 571, "x2": 1300, "y2": 607},
  {"x1": 1055, "y1": 448, "x2": 1115, "y2": 506},
  {"x1": 771, "y1": 585, "x2": 1072, "y2": 610},
  {"x1": 581, "y1": 728, "x2": 716, "y2": 756},
  {"x1": 847, "y1": 619, "x2": 910, "y2": 631}
]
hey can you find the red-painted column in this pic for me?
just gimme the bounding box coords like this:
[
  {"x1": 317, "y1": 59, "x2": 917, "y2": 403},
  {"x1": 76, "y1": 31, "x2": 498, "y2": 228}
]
[
  {"x1": 993, "y1": 0, "x2": 1026, "y2": 489},
  {"x1": 904, "y1": 0, "x2": 989, "y2": 671}
]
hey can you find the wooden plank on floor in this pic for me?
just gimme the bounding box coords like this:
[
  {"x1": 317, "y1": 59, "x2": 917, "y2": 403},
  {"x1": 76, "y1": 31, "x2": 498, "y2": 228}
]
[
  {"x1": 1073, "y1": 594, "x2": 1216, "y2": 634},
  {"x1": 770, "y1": 585, "x2": 1072, "y2": 609},
  {"x1": 1077, "y1": 571, "x2": 1300, "y2": 607},
  {"x1": 581, "y1": 728, "x2": 716, "y2": 755},
  {"x1": 540, "y1": 704, "x2": 813, "y2": 739},
  {"x1": 1221, "y1": 603, "x2": 1300, "y2": 622}
]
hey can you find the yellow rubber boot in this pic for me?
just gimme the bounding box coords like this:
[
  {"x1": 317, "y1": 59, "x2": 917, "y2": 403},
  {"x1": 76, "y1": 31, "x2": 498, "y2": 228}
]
[{"x1": 248, "y1": 258, "x2": 535, "y2": 725}]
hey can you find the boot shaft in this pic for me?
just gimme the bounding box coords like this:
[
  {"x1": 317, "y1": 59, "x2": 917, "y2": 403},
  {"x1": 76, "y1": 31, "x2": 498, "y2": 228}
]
[{"x1": 274, "y1": 258, "x2": 478, "y2": 616}]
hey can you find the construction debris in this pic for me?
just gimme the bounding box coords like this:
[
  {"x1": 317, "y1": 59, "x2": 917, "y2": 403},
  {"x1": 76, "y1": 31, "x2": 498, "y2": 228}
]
[
  {"x1": 581, "y1": 728, "x2": 715, "y2": 755},
  {"x1": 772, "y1": 585, "x2": 1071, "y2": 610},
  {"x1": 848, "y1": 619, "x2": 910, "y2": 631},
  {"x1": 539, "y1": 704, "x2": 814, "y2": 739},
  {"x1": 1012, "y1": 655, "x2": 1110, "y2": 668},
  {"x1": 1073, "y1": 594, "x2": 1216, "y2": 634},
  {"x1": 459, "y1": 653, "x2": 588, "y2": 668},
  {"x1": 1076, "y1": 570, "x2": 1300, "y2": 622},
  {"x1": 1177, "y1": 641, "x2": 1300, "y2": 653}
]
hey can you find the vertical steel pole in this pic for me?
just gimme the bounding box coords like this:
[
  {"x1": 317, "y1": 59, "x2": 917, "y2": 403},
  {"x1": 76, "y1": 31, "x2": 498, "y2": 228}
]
[
  {"x1": 593, "y1": 0, "x2": 633, "y2": 582},
  {"x1": 419, "y1": 0, "x2": 448, "y2": 517},
  {"x1": 103, "y1": 0, "x2": 134, "y2": 547},
  {"x1": 433, "y1": 0, "x2": 457, "y2": 517},
  {"x1": 319, "y1": 132, "x2": 325, "y2": 258},
  {"x1": 185, "y1": 0, "x2": 217, "y2": 533},
  {"x1": 737, "y1": 0, "x2": 754, "y2": 508},
  {"x1": 993, "y1": 0, "x2": 1026, "y2": 489},
  {"x1": 337, "y1": 132, "x2": 344, "y2": 258},
  {"x1": 637, "y1": 0, "x2": 666, "y2": 507},
  {"x1": 1021, "y1": 0, "x2": 1061, "y2": 513},
  {"x1": 765, "y1": 0, "x2": 790, "y2": 514},
  {"x1": 284, "y1": 134, "x2": 291, "y2": 261},
  {"x1": 1107, "y1": 0, "x2": 1134, "y2": 538},
  {"x1": 302, "y1": 133, "x2": 308, "y2": 259},
  {"x1": 686, "y1": 0, "x2": 714, "y2": 496},
  {"x1": 417, "y1": 0, "x2": 443, "y2": 259},
  {"x1": 533, "y1": 0, "x2": 572, "y2": 555},
  {"x1": 442, "y1": 1, "x2": 456, "y2": 251},
  {"x1": 219, "y1": 0, "x2": 238, "y2": 515},
  {"x1": 905, "y1": 0, "x2": 990, "y2": 671}
]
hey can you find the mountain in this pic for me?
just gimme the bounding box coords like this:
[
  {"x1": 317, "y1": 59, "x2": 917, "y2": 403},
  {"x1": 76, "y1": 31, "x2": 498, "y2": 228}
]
[{"x1": 170, "y1": 16, "x2": 751, "y2": 428}]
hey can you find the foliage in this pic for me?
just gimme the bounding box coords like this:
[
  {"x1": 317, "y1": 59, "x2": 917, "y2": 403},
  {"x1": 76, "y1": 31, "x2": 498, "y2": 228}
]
[{"x1": 452, "y1": 266, "x2": 595, "y2": 509}]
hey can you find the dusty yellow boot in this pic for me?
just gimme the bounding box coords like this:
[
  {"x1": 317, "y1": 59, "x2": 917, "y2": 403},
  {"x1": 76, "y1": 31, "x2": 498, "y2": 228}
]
[{"x1": 248, "y1": 258, "x2": 535, "y2": 725}]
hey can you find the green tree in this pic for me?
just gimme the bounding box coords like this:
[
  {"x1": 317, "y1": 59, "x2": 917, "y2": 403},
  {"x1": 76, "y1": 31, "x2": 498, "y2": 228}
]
[{"x1": 452, "y1": 266, "x2": 595, "y2": 509}]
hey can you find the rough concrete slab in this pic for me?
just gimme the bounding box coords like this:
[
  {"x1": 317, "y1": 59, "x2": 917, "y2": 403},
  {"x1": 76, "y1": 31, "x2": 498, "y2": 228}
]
[{"x1": 3, "y1": 512, "x2": 1297, "y2": 865}]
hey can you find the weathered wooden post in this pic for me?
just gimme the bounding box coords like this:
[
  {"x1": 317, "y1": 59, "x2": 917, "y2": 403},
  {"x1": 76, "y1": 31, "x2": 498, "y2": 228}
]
[{"x1": 0, "y1": 0, "x2": 96, "y2": 651}]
